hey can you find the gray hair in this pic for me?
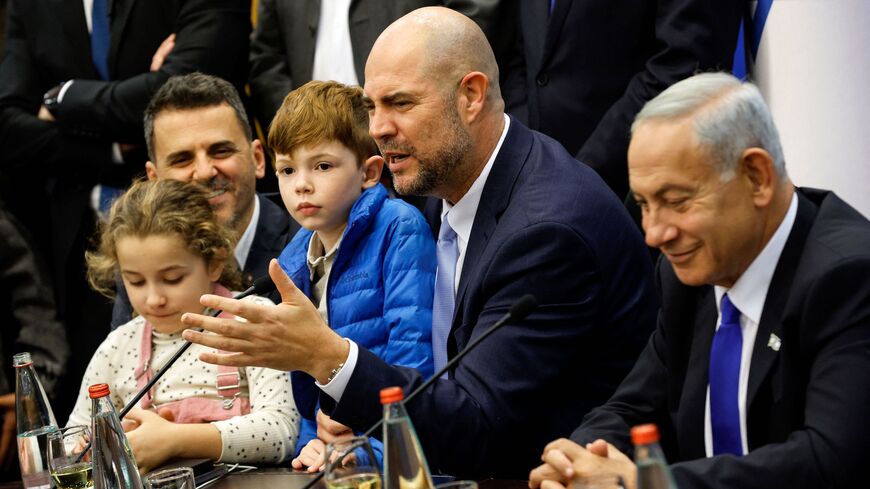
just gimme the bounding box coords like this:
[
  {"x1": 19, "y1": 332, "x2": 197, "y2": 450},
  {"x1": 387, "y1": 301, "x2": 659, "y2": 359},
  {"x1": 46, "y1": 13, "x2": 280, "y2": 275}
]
[
  {"x1": 632, "y1": 72, "x2": 786, "y2": 181},
  {"x1": 143, "y1": 73, "x2": 252, "y2": 161}
]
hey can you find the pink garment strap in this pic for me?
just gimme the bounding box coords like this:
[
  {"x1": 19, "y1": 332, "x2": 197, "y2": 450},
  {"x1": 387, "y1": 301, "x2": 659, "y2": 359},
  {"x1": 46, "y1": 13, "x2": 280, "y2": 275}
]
[
  {"x1": 211, "y1": 285, "x2": 246, "y2": 408},
  {"x1": 133, "y1": 284, "x2": 250, "y2": 415}
]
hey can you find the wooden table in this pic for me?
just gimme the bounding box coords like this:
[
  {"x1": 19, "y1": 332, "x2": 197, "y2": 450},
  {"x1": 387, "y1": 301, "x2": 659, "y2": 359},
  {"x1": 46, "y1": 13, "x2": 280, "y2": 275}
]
[
  {"x1": 206, "y1": 468, "x2": 528, "y2": 489},
  {"x1": 207, "y1": 468, "x2": 322, "y2": 489},
  {"x1": 0, "y1": 469, "x2": 528, "y2": 489}
]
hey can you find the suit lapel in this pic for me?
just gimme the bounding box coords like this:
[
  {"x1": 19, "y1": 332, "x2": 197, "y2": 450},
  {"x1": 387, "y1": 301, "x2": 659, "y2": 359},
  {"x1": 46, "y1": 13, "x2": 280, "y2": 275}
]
[
  {"x1": 300, "y1": 0, "x2": 320, "y2": 84},
  {"x1": 453, "y1": 118, "x2": 530, "y2": 328},
  {"x1": 541, "y1": 0, "x2": 573, "y2": 69},
  {"x1": 520, "y1": 0, "x2": 549, "y2": 75},
  {"x1": 306, "y1": 0, "x2": 320, "y2": 31},
  {"x1": 245, "y1": 194, "x2": 293, "y2": 278},
  {"x1": 59, "y1": 0, "x2": 95, "y2": 75},
  {"x1": 746, "y1": 191, "x2": 817, "y2": 410},
  {"x1": 108, "y1": 0, "x2": 138, "y2": 77},
  {"x1": 678, "y1": 287, "x2": 717, "y2": 459}
]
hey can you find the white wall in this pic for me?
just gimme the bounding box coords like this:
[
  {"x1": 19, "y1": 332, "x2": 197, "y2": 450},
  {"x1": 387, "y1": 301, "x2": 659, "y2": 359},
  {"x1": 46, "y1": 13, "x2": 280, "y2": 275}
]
[{"x1": 751, "y1": 0, "x2": 870, "y2": 217}]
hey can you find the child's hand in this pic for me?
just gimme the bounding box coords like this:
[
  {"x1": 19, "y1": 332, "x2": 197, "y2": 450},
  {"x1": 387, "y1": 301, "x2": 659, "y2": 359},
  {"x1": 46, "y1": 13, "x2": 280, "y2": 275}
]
[
  {"x1": 316, "y1": 410, "x2": 353, "y2": 444},
  {"x1": 291, "y1": 439, "x2": 327, "y2": 473},
  {"x1": 124, "y1": 409, "x2": 179, "y2": 474}
]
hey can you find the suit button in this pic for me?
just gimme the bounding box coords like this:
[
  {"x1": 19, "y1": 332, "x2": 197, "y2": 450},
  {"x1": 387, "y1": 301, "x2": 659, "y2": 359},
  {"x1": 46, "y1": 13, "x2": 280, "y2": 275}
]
[{"x1": 536, "y1": 74, "x2": 549, "y2": 86}]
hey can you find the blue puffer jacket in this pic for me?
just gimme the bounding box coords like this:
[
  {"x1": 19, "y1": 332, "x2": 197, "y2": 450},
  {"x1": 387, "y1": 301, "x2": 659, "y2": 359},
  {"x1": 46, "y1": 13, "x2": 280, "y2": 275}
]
[{"x1": 278, "y1": 184, "x2": 435, "y2": 463}]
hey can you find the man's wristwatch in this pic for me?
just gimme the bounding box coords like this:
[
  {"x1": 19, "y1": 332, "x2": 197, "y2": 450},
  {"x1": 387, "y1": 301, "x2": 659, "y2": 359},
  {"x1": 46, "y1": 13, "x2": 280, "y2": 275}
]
[{"x1": 42, "y1": 83, "x2": 65, "y2": 116}]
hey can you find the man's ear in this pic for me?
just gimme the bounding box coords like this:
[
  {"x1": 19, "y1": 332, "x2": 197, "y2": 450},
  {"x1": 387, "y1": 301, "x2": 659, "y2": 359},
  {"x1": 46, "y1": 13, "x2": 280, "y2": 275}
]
[
  {"x1": 457, "y1": 71, "x2": 489, "y2": 124},
  {"x1": 361, "y1": 155, "x2": 384, "y2": 189},
  {"x1": 251, "y1": 139, "x2": 267, "y2": 179},
  {"x1": 740, "y1": 148, "x2": 777, "y2": 208},
  {"x1": 145, "y1": 161, "x2": 159, "y2": 180}
]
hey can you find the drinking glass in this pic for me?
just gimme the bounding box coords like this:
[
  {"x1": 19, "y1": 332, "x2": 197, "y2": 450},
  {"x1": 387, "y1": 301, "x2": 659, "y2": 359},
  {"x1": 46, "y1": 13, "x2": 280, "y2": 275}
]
[
  {"x1": 144, "y1": 467, "x2": 196, "y2": 489},
  {"x1": 571, "y1": 473, "x2": 624, "y2": 489},
  {"x1": 324, "y1": 436, "x2": 382, "y2": 489},
  {"x1": 47, "y1": 425, "x2": 93, "y2": 489}
]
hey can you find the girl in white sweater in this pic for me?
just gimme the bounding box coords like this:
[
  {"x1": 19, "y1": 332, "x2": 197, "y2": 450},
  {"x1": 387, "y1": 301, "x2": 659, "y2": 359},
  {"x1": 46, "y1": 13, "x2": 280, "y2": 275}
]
[{"x1": 67, "y1": 179, "x2": 298, "y2": 472}]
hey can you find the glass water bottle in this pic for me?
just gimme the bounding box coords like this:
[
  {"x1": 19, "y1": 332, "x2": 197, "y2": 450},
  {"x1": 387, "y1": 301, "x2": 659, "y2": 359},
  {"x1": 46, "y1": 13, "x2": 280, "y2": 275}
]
[
  {"x1": 14, "y1": 351, "x2": 58, "y2": 489},
  {"x1": 89, "y1": 383, "x2": 143, "y2": 489}
]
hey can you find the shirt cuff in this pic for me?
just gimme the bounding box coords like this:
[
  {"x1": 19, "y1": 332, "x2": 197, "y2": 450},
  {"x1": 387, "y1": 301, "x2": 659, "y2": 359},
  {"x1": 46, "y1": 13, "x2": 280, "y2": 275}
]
[{"x1": 316, "y1": 339, "x2": 358, "y2": 403}]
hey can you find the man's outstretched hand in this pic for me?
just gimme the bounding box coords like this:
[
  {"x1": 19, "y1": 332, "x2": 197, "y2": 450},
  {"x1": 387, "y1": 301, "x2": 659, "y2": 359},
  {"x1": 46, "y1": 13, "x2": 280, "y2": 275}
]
[{"x1": 182, "y1": 259, "x2": 349, "y2": 383}]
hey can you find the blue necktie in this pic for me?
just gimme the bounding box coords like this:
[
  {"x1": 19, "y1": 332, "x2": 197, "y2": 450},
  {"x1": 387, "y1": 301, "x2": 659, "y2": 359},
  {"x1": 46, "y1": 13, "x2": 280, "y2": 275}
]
[
  {"x1": 709, "y1": 294, "x2": 744, "y2": 456},
  {"x1": 432, "y1": 216, "x2": 459, "y2": 376},
  {"x1": 91, "y1": 0, "x2": 110, "y2": 80}
]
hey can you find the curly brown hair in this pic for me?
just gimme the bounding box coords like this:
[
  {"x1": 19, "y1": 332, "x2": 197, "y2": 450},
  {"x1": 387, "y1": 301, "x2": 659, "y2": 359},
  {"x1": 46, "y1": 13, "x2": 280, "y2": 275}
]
[{"x1": 86, "y1": 178, "x2": 243, "y2": 298}]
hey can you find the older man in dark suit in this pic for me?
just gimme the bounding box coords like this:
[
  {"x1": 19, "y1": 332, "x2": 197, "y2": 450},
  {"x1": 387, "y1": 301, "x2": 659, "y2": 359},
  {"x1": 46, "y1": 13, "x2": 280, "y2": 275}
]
[
  {"x1": 181, "y1": 7, "x2": 657, "y2": 479},
  {"x1": 530, "y1": 73, "x2": 870, "y2": 489}
]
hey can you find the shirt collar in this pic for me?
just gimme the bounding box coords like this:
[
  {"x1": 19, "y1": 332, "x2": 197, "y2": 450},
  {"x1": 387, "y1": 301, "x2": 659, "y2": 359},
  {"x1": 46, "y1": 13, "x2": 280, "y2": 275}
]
[
  {"x1": 234, "y1": 196, "x2": 260, "y2": 270},
  {"x1": 715, "y1": 192, "x2": 798, "y2": 323},
  {"x1": 441, "y1": 114, "x2": 511, "y2": 247},
  {"x1": 306, "y1": 232, "x2": 343, "y2": 281}
]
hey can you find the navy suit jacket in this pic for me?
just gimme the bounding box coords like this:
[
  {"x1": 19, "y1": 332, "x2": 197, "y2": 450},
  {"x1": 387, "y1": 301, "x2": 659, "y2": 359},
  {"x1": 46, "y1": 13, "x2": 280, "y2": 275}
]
[
  {"x1": 499, "y1": 0, "x2": 742, "y2": 198},
  {"x1": 571, "y1": 188, "x2": 870, "y2": 489},
  {"x1": 325, "y1": 118, "x2": 658, "y2": 478},
  {"x1": 110, "y1": 193, "x2": 298, "y2": 328}
]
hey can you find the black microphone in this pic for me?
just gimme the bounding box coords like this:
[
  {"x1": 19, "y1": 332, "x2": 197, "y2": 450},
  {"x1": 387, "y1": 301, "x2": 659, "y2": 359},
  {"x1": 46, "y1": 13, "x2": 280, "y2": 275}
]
[{"x1": 300, "y1": 294, "x2": 539, "y2": 489}]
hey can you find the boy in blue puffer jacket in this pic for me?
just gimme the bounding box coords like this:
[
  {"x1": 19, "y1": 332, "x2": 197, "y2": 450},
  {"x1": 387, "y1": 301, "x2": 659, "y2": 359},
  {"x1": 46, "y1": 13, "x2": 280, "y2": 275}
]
[{"x1": 268, "y1": 80, "x2": 435, "y2": 471}]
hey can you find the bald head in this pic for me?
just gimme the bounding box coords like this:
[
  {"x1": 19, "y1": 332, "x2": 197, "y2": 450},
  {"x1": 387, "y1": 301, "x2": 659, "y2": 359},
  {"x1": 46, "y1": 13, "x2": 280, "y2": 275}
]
[
  {"x1": 368, "y1": 7, "x2": 502, "y2": 107},
  {"x1": 363, "y1": 7, "x2": 506, "y2": 203}
]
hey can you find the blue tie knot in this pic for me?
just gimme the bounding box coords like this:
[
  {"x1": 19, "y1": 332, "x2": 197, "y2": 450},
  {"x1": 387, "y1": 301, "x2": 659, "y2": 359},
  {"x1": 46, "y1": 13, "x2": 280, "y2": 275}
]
[
  {"x1": 720, "y1": 294, "x2": 741, "y2": 327},
  {"x1": 439, "y1": 219, "x2": 457, "y2": 243}
]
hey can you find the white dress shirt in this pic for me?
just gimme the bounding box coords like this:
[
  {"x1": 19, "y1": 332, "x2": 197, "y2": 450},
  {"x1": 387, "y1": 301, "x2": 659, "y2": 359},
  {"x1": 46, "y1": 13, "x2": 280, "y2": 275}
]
[
  {"x1": 311, "y1": 0, "x2": 360, "y2": 86},
  {"x1": 704, "y1": 192, "x2": 798, "y2": 456},
  {"x1": 234, "y1": 195, "x2": 260, "y2": 271},
  {"x1": 320, "y1": 115, "x2": 511, "y2": 402},
  {"x1": 306, "y1": 232, "x2": 344, "y2": 324},
  {"x1": 440, "y1": 115, "x2": 511, "y2": 293}
]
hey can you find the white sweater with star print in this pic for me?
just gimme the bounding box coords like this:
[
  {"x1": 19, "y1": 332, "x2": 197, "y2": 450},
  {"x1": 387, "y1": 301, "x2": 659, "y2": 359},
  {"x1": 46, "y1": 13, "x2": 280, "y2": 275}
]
[{"x1": 66, "y1": 295, "x2": 300, "y2": 464}]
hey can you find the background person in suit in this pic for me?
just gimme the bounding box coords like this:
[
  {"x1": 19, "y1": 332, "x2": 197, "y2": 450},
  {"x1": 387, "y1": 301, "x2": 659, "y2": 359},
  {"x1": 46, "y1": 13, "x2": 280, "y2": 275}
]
[
  {"x1": 0, "y1": 201, "x2": 68, "y2": 480},
  {"x1": 181, "y1": 7, "x2": 658, "y2": 478},
  {"x1": 248, "y1": 0, "x2": 503, "y2": 128},
  {"x1": 0, "y1": 0, "x2": 252, "y2": 419},
  {"x1": 529, "y1": 73, "x2": 870, "y2": 489},
  {"x1": 110, "y1": 73, "x2": 300, "y2": 329},
  {"x1": 248, "y1": 0, "x2": 504, "y2": 201},
  {"x1": 499, "y1": 0, "x2": 743, "y2": 199}
]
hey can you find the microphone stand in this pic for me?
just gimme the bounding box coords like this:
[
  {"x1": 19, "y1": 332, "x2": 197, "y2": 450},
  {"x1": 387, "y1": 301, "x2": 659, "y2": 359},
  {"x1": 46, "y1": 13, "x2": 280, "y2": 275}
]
[{"x1": 300, "y1": 294, "x2": 539, "y2": 489}]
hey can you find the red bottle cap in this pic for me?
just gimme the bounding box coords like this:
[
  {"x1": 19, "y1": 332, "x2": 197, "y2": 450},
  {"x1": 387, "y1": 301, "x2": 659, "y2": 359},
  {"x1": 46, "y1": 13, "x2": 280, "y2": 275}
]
[
  {"x1": 88, "y1": 383, "x2": 111, "y2": 399},
  {"x1": 631, "y1": 424, "x2": 660, "y2": 445},
  {"x1": 380, "y1": 386, "x2": 404, "y2": 404}
]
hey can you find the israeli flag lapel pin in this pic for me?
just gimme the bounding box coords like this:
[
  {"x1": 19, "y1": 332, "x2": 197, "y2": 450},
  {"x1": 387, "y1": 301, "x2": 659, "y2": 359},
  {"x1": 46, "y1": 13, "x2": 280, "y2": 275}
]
[{"x1": 767, "y1": 333, "x2": 782, "y2": 352}]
